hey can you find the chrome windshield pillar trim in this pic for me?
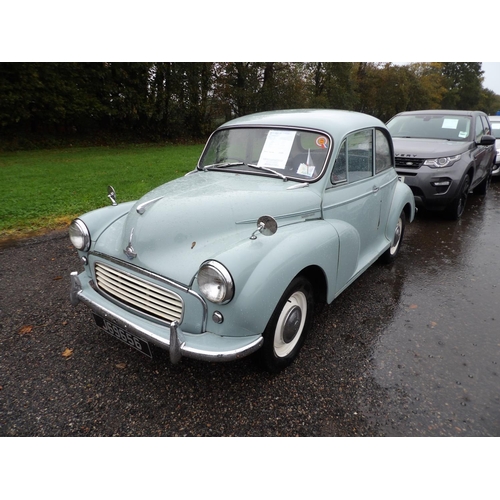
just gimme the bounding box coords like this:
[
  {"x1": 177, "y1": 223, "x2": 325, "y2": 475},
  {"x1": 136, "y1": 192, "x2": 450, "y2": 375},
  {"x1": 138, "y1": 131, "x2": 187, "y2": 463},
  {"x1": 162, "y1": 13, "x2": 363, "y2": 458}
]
[{"x1": 70, "y1": 271, "x2": 82, "y2": 306}]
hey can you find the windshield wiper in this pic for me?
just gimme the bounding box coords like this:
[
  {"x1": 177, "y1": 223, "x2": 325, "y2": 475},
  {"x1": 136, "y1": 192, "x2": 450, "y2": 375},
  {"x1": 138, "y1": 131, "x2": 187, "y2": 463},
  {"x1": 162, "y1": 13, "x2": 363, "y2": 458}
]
[
  {"x1": 247, "y1": 163, "x2": 288, "y2": 182},
  {"x1": 203, "y1": 161, "x2": 291, "y2": 182},
  {"x1": 202, "y1": 161, "x2": 245, "y2": 171}
]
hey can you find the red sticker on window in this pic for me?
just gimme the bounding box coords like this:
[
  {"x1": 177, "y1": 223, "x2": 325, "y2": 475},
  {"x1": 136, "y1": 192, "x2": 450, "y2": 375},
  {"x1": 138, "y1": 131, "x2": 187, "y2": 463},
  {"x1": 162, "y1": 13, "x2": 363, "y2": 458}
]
[{"x1": 316, "y1": 137, "x2": 328, "y2": 148}]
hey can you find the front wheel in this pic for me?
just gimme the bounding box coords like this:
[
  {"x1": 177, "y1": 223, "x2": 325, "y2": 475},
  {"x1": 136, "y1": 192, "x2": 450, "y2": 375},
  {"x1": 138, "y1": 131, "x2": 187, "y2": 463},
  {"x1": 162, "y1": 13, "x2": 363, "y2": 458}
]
[
  {"x1": 259, "y1": 276, "x2": 314, "y2": 372},
  {"x1": 380, "y1": 210, "x2": 406, "y2": 264},
  {"x1": 446, "y1": 174, "x2": 471, "y2": 220}
]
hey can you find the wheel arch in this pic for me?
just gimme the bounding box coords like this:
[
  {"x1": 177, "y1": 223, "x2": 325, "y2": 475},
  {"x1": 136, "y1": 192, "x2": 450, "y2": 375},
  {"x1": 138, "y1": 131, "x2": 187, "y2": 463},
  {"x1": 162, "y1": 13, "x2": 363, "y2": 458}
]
[{"x1": 299, "y1": 265, "x2": 328, "y2": 306}]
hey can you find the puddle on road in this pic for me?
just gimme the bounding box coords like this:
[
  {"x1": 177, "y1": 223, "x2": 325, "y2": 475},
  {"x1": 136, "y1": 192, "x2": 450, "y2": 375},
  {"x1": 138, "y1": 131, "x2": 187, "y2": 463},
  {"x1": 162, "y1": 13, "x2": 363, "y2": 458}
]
[{"x1": 367, "y1": 183, "x2": 500, "y2": 436}]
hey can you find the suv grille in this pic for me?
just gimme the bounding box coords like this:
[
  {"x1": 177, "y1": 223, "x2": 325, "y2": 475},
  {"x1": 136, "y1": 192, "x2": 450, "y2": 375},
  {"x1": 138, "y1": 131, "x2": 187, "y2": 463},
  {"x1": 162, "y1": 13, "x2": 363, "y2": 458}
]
[
  {"x1": 95, "y1": 262, "x2": 183, "y2": 323},
  {"x1": 395, "y1": 157, "x2": 425, "y2": 169}
]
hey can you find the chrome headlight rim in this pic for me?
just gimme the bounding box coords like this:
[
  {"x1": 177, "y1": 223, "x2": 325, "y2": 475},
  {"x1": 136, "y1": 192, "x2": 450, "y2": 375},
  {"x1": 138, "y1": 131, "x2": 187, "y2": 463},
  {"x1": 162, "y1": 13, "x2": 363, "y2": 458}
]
[
  {"x1": 423, "y1": 154, "x2": 461, "y2": 169},
  {"x1": 197, "y1": 260, "x2": 234, "y2": 304},
  {"x1": 69, "y1": 218, "x2": 91, "y2": 252}
]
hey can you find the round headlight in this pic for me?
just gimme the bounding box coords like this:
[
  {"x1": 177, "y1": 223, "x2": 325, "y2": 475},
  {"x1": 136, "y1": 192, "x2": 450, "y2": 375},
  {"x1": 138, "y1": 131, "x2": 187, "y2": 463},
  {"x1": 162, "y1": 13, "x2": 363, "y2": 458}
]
[
  {"x1": 69, "y1": 219, "x2": 91, "y2": 251},
  {"x1": 197, "y1": 261, "x2": 234, "y2": 304}
]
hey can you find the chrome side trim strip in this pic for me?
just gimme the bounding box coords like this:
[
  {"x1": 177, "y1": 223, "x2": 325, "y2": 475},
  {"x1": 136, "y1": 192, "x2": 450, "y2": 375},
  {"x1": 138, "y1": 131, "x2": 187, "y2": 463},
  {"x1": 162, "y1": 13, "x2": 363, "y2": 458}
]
[
  {"x1": 136, "y1": 196, "x2": 164, "y2": 215},
  {"x1": 236, "y1": 208, "x2": 321, "y2": 225}
]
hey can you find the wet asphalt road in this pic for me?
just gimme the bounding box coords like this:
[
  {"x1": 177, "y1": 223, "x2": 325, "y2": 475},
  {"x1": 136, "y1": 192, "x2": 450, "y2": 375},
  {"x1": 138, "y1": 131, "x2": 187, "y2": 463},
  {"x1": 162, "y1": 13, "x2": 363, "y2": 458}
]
[{"x1": 1, "y1": 183, "x2": 499, "y2": 437}]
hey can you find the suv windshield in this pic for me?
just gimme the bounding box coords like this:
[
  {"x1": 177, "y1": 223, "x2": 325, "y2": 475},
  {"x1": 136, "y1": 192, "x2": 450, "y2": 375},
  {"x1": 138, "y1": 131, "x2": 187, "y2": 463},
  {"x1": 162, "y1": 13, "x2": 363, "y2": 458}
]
[
  {"x1": 199, "y1": 127, "x2": 331, "y2": 182},
  {"x1": 388, "y1": 114, "x2": 472, "y2": 141}
]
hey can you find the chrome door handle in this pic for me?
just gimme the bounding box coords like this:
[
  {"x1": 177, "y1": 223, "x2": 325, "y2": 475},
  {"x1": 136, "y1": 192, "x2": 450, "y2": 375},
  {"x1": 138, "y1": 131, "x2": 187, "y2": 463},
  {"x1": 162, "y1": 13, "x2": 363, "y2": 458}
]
[{"x1": 372, "y1": 186, "x2": 380, "y2": 193}]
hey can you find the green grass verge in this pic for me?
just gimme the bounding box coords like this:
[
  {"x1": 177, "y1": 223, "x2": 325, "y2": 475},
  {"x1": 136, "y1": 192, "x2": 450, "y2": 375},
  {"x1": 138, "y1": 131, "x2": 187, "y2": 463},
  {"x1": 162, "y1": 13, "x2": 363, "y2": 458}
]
[{"x1": 0, "y1": 144, "x2": 204, "y2": 240}]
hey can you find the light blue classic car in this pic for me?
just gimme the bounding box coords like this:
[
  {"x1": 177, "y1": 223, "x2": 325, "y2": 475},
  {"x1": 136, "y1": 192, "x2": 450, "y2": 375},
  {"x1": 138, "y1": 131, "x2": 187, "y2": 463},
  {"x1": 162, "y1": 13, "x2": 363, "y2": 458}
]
[{"x1": 69, "y1": 109, "x2": 415, "y2": 371}]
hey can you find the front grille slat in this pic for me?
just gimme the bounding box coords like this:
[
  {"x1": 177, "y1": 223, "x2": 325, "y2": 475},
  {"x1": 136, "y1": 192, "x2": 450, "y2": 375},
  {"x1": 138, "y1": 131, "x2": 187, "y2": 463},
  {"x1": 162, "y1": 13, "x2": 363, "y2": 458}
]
[
  {"x1": 97, "y1": 269, "x2": 182, "y2": 312},
  {"x1": 98, "y1": 279, "x2": 183, "y2": 317},
  {"x1": 95, "y1": 262, "x2": 183, "y2": 323}
]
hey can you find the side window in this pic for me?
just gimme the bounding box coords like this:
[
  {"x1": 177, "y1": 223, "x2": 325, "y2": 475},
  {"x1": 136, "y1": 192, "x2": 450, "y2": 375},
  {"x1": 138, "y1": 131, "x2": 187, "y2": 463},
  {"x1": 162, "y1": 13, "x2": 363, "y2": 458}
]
[
  {"x1": 347, "y1": 129, "x2": 373, "y2": 182},
  {"x1": 331, "y1": 129, "x2": 374, "y2": 185},
  {"x1": 331, "y1": 140, "x2": 347, "y2": 184},
  {"x1": 481, "y1": 115, "x2": 491, "y2": 135},
  {"x1": 375, "y1": 129, "x2": 393, "y2": 174},
  {"x1": 475, "y1": 115, "x2": 485, "y2": 142}
]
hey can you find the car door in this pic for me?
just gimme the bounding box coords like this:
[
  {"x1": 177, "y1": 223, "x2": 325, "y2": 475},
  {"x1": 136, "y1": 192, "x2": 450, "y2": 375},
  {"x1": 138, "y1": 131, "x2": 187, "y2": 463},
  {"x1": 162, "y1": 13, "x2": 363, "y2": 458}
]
[
  {"x1": 374, "y1": 128, "x2": 398, "y2": 229},
  {"x1": 473, "y1": 114, "x2": 490, "y2": 184},
  {"x1": 322, "y1": 128, "x2": 385, "y2": 293}
]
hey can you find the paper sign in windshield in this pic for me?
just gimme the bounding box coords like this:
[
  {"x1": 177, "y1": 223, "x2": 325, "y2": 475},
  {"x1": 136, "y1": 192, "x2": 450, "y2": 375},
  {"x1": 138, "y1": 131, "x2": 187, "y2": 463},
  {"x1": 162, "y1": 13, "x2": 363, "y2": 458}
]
[
  {"x1": 442, "y1": 118, "x2": 459, "y2": 129},
  {"x1": 258, "y1": 130, "x2": 296, "y2": 169},
  {"x1": 297, "y1": 149, "x2": 316, "y2": 177}
]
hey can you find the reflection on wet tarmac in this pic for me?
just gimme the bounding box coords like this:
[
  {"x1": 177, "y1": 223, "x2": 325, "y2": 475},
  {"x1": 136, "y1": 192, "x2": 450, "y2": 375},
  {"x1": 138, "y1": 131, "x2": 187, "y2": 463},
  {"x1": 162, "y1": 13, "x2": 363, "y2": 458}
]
[{"x1": 367, "y1": 182, "x2": 500, "y2": 436}]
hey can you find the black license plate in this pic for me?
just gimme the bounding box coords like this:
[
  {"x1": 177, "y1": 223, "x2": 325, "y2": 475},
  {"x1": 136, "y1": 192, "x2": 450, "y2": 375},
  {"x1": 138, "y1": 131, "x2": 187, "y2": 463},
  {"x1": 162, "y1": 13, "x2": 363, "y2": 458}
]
[{"x1": 93, "y1": 314, "x2": 152, "y2": 358}]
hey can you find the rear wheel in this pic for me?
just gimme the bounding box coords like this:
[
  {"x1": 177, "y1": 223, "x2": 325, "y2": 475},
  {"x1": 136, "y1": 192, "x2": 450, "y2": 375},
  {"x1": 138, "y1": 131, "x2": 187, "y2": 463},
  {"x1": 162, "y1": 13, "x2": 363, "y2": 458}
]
[
  {"x1": 259, "y1": 276, "x2": 314, "y2": 372},
  {"x1": 474, "y1": 170, "x2": 491, "y2": 195}
]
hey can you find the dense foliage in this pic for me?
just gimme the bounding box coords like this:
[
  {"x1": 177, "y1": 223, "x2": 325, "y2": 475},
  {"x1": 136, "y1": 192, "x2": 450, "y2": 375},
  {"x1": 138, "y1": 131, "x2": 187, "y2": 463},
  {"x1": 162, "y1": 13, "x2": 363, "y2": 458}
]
[{"x1": 1, "y1": 62, "x2": 499, "y2": 149}]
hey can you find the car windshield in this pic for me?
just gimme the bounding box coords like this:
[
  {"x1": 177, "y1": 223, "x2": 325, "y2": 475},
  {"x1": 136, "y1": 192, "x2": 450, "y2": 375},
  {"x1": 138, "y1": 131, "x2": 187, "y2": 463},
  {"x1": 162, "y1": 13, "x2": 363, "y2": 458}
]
[
  {"x1": 198, "y1": 127, "x2": 331, "y2": 182},
  {"x1": 387, "y1": 114, "x2": 472, "y2": 141},
  {"x1": 491, "y1": 121, "x2": 500, "y2": 139}
]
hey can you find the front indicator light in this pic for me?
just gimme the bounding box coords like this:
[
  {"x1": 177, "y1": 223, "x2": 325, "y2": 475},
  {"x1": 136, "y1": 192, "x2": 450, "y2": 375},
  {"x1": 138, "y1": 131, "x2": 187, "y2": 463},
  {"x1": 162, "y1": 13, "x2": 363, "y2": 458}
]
[
  {"x1": 197, "y1": 260, "x2": 234, "y2": 304},
  {"x1": 69, "y1": 219, "x2": 91, "y2": 251}
]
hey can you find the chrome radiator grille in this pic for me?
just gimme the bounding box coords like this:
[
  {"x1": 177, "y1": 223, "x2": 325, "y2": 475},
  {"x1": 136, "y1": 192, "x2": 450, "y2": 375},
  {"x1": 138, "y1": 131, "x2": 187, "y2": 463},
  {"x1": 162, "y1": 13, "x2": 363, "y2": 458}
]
[{"x1": 95, "y1": 262, "x2": 183, "y2": 323}]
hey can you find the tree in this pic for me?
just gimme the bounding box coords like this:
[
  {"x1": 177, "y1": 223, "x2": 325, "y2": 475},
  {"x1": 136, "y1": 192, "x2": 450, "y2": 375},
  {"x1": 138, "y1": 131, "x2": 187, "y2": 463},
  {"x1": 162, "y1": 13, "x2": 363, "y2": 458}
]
[
  {"x1": 406, "y1": 63, "x2": 447, "y2": 110},
  {"x1": 305, "y1": 62, "x2": 356, "y2": 109},
  {"x1": 441, "y1": 62, "x2": 484, "y2": 109}
]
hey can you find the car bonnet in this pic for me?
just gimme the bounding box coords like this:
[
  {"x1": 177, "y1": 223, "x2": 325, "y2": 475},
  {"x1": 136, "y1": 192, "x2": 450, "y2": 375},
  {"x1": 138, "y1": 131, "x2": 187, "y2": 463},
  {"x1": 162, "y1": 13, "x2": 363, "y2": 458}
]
[
  {"x1": 93, "y1": 171, "x2": 322, "y2": 284},
  {"x1": 392, "y1": 137, "x2": 470, "y2": 159}
]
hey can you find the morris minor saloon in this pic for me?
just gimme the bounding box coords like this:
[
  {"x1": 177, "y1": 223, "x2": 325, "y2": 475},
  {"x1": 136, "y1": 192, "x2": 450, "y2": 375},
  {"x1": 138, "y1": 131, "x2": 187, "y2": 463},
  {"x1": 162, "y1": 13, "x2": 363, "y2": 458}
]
[{"x1": 69, "y1": 109, "x2": 415, "y2": 372}]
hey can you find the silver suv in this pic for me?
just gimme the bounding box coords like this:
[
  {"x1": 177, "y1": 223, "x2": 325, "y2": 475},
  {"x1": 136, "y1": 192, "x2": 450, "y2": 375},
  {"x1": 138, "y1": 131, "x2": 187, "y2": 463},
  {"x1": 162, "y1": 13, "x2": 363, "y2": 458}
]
[{"x1": 387, "y1": 110, "x2": 496, "y2": 219}]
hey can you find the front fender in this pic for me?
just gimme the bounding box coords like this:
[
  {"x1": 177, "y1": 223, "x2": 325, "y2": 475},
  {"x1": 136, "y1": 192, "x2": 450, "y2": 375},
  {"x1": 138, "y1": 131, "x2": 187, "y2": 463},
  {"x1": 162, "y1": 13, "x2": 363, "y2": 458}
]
[
  {"x1": 77, "y1": 201, "x2": 136, "y2": 251},
  {"x1": 205, "y1": 220, "x2": 340, "y2": 337}
]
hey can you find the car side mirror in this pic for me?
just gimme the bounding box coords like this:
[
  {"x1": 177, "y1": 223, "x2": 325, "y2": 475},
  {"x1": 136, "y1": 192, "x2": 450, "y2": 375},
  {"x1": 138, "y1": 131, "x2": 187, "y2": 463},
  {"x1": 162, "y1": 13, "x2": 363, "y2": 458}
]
[
  {"x1": 479, "y1": 135, "x2": 496, "y2": 146},
  {"x1": 107, "y1": 185, "x2": 117, "y2": 206},
  {"x1": 250, "y1": 215, "x2": 278, "y2": 240}
]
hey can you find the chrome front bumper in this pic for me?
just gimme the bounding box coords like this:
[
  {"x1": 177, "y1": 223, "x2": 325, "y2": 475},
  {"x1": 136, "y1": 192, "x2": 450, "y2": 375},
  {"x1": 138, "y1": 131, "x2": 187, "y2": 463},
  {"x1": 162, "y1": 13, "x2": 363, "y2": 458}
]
[{"x1": 70, "y1": 271, "x2": 263, "y2": 364}]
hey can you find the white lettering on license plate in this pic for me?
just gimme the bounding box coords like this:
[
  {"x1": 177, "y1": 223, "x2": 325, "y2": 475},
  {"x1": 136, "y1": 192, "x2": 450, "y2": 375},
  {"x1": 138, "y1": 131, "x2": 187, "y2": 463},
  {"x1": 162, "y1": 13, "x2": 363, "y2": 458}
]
[{"x1": 94, "y1": 314, "x2": 152, "y2": 357}]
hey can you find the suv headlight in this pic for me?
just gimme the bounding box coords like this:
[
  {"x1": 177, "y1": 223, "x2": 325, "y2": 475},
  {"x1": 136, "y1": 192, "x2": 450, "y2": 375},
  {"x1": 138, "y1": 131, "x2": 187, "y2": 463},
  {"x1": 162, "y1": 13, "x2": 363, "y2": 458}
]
[
  {"x1": 423, "y1": 154, "x2": 461, "y2": 168},
  {"x1": 197, "y1": 260, "x2": 234, "y2": 304},
  {"x1": 69, "y1": 219, "x2": 91, "y2": 251}
]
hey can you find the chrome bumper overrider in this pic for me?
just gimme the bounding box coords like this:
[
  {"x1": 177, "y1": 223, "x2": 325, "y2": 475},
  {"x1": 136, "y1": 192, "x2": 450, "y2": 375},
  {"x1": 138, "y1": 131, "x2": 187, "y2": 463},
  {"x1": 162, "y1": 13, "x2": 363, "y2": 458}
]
[{"x1": 70, "y1": 271, "x2": 263, "y2": 364}]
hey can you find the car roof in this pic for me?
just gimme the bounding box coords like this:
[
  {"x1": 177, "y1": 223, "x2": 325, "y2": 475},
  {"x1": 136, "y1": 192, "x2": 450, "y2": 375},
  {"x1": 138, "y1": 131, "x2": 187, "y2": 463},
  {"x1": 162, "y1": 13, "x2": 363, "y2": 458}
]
[
  {"x1": 219, "y1": 109, "x2": 387, "y2": 139},
  {"x1": 394, "y1": 109, "x2": 485, "y2": 117},
  {"x1": 489, "y1": 115, "x2": 500, "y2": 120}
]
